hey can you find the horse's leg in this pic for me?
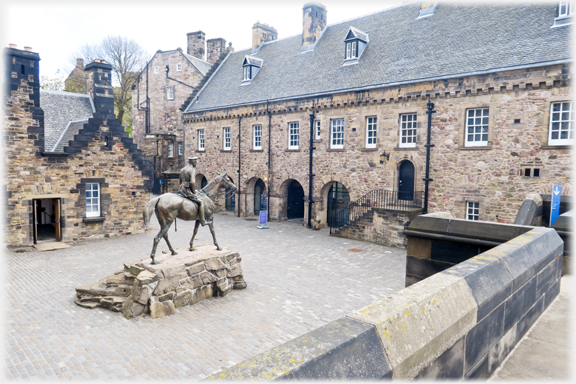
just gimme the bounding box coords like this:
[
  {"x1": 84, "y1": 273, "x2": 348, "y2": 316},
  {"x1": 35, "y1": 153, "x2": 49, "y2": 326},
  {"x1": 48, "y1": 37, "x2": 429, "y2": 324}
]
[
  {"x1": 189, "y1": 220, "x2": 201, "y2": 251},
  {"x1": 163, "y1": 228, "x2": 177, "y2": 256},
  {"x1": 150, "y1": 220, "x2": 172, "y2": 264},
  {"x1": 208, "y1": 222, "x2": 222, "y2": 251}
]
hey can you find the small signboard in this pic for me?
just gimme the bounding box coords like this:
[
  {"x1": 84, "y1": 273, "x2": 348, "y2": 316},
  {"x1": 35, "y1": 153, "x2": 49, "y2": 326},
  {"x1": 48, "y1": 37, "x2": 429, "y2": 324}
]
[
  {"x1": 550, "y1": 184, "x2": 562, "y2": 226},
  {"x1": 257, "y1": 211, "x2": 269, "y2": 229}
]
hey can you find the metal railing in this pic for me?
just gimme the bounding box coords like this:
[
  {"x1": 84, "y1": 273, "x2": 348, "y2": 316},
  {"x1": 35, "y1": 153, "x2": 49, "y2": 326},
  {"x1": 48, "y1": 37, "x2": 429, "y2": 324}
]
[{"x1": 329, "y1": 190, "x2": 423, "y2": 233}]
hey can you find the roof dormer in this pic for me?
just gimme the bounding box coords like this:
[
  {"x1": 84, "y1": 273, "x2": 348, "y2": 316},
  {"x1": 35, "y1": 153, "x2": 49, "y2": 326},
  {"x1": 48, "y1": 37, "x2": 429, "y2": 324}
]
[
  {"x1": 553, "y1": 1, "x2": 573, "y2": 27},
  {"x1": 241, "y1": 55, "x2": 263, "y2": 85},
  {"x1": 342, "y1": 27, "x2": 368, "y2": 66}
]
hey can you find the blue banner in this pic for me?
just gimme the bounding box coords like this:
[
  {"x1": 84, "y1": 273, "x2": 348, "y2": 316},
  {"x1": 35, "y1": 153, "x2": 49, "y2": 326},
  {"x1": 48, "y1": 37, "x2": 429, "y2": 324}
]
[
  {"x1": 259, "y1": 211, "x2": 267, "y2": 225},
  {"x1": 550, "y1": 185, "x2": 561, "y2": 226}
]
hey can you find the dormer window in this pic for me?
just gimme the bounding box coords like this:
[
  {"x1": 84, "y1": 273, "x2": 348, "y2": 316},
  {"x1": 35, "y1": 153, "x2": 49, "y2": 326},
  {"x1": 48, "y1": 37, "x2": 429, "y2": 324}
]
[
  {"x1": 241, "y1": 55, "x2": 263, "y2": 85},
  {"x1": 343, "y1": 27, "x2": 368, "y2": 66},
  {"x1": 554, "y1": 1, "x2": 573, "y2": 27}
]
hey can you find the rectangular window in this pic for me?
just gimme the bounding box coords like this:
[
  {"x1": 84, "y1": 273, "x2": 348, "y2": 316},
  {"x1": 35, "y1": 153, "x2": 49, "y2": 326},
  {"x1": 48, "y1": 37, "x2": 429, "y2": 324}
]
[
  {"x1": 467, "y1": 202, "x2": 479, "y2": 221},
  {"x1": 400, "y1": 113, "x2": 417, "y2": 148},
  {"x1": 560, "y1": 1, "x2": 572, "y2": 17},
  {"x1": 154, "y1": 66, "x2": 159, "y2": 73},
  {"x1": 331, "y1": 119, "x2": 344, "y2": 149},
  {"x1": 549, "y1": 101, "x2": 573, "y2": 145},
  {"x1": 166, "y1": 86, "x2": 174, "y2": 100},
  {"x1": 253, "y1": 125, "x2": 262, "y2": 150},
  {"x1": 346, "y1": 43, "x2": 351, "y2": 59},
  {"x1": 168, "y1": 142, "x2": 174, "y2": 158},
  {"x1": 198, "y1": 129, "x2": 205, "y2": 151},
  {"x1": 243, "y1": 66, "x2": 250, "y2": 81},
  {"x1": 465, "y1": 108, "x2": 489, "y2": 147},
  {"x1": 177, "y1": 63, "x2": 182, "y2": 71},
  {"x1": 178, "y1": 142, "x2": 183, "y2": 156},
  {"x1": 86, "y1": 183, "x2": 100, "y2": 218},
  {"x1": 523, "y1": 168, "x2": 541, "y2": 178},
  {"x1": 366, "y1": 116, "x2": 377, "y2": 148},
  {"x1": 315, "y1": 120, "x2": 321, "y2": 140},
  {"x1": 223, "y1": 127, "x2": 231, "y2": 150},
  {"x1": 289, "y1": 122, "x2": 299, "y2": 149},
  {"x1": 352, "y1": 41, "x2": 357, "y2": 57}
]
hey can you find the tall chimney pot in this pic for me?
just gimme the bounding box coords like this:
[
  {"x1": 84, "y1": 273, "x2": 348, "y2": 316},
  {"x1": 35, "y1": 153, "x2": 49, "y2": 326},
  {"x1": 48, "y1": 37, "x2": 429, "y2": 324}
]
[{"x1": 302, "y1": 3, "x2": 327, "y2": 47}]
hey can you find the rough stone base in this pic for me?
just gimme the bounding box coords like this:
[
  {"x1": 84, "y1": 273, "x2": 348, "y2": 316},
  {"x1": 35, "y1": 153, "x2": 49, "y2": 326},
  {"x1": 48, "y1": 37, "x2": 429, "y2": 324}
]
[{"x1": 75, "y1": 244, "x2": 247, "y2": 319}]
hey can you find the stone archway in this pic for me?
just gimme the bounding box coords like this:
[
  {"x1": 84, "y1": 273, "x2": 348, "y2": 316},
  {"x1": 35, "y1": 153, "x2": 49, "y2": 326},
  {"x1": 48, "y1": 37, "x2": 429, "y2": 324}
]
[
  {"x1": 195, "y1": 173, "x2": 208, "y2": 190},
  {"x1": 277, "y1": 179, "x2": 306, "y2": 221},
  {"x1": 245, "y1": 177, "x2": 267, "y2": 216},
  {"x1": 317, "y1": 180, "x2": 351, "y2": 227}
]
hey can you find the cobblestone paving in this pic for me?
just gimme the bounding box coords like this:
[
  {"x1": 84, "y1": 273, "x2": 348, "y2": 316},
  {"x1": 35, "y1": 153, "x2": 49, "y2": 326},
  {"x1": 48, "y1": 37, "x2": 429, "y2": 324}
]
[{"x1": 4, "y1": 210, "x2": 407, "y2": 380}]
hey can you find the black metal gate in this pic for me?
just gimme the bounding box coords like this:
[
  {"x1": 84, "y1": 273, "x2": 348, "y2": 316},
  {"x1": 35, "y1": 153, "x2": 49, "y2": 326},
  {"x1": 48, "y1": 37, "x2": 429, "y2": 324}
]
[
  {"x1": 287, "y1": 181, "x2": 304, "y2": 219},
  {"x1": 327, "y1": 182, "x2": 350, "y2": 228}
]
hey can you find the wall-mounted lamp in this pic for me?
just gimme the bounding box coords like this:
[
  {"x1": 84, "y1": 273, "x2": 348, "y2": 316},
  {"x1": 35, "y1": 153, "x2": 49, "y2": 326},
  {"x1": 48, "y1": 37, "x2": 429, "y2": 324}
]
[{"x1": 379, "y1": 151, "x2": 390, "y2": 164}]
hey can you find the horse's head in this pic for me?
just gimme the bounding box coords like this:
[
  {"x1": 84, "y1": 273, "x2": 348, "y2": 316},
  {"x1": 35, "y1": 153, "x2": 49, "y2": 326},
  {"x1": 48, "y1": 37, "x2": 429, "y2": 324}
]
[{"x1": 220, "y1": 172, "x2": 237, "y2": 191}]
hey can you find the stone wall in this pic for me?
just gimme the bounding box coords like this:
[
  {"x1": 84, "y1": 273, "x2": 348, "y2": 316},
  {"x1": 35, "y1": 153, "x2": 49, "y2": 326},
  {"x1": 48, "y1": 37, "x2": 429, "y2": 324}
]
[
  {"x1": 4, "y1": 47, "x2": 153, "y2": 246},
  {"x1": 208, "y1": 227, "x2": 563, "y2": 380},
  {"x1": 334, "y1": 208, "x2": 422, "y2": 248},
  {"x1": 183, "y1": 64, "x2": 572, "y2": 226},
  {"x1": 132, "y1": 49, "x2": 207, "y2": 173}
]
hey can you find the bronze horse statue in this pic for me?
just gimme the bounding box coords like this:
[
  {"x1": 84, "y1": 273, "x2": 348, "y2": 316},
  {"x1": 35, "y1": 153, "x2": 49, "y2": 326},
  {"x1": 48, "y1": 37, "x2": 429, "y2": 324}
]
[{"x1": 143, "y1": 172, "x2": 237, "y2": 264}]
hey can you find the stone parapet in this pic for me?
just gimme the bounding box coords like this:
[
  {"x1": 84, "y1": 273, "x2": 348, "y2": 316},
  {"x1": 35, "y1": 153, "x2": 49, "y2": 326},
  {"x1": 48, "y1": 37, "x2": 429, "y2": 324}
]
[{"x1": 75, "y1": 244, "x2": 247, "y2": 319}]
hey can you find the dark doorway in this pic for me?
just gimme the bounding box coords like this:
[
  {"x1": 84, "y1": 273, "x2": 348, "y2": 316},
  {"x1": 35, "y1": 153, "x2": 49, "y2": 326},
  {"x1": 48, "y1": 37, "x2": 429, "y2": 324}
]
[
  {"x1": 287, "y1": 180, "x2": 305, "y2": 219},
  {"x1": 225, "y1": 177, "x2": 236, "y2": 212},
  {"x1": 398, "y1": 160, "x2": 415, "y2": 201},
  {"x1": 152, "y1": 172, "x2": 161, "y2": 194},
  {"x1": 254, "y1": 179, "x2": 266, "y2": 215},
  {"x1": 32, "y1": 198, "x2": 62, "y2": 243},
  {"x1": 200, "y1": 175, "x2": 208, "y2": 189},
  {"x1": 327, "y1": 182, "x2": 350, "y2": 228}
]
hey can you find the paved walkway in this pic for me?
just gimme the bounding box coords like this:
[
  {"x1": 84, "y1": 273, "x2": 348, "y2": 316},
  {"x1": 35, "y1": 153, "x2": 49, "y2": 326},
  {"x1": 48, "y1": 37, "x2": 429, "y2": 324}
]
[
  {"x1": 4, "y1": 211, "x2": 407, "y2": 380},
  {"x1": 490, "y1": 274, "x2": 572, "y2": 381}
]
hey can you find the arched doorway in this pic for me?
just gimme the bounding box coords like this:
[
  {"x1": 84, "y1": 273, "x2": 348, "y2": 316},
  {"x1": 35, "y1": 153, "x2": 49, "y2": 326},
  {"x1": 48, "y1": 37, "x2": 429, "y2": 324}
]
[
  {"x1": 254, "y1": 179, "x2": 266, "y2": 215},
  {"x1": 327, "y1": 182, "x2": 350, "y2": 228},
  {"x1": 398, "y1": 160, "x2": 415, "y2": 201},
  {"x1": 287, "y1": 180, "x2": 305, "y2": 219},
  {"x1": 225, "y1": 177, "x2": 235, "y2": 212}
]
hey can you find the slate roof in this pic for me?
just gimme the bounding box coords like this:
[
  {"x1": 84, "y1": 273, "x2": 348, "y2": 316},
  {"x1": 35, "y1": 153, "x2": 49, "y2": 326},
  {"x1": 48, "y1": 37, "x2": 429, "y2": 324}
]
[
  {"x1": 182, "y1": 52, "x2": 213, "y2": 76},
  {"x1": 40, "y1": 90, "x2": 94, "y2": 152},
  {"x1": 185, "y1": 2, "x2": 571, "y2": 113}
]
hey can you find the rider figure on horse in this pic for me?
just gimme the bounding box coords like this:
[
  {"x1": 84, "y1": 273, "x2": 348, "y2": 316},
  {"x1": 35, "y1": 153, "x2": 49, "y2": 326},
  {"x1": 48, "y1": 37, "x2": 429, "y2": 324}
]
[{"x1": 179, "y1": 157, "x2": 210, "y2": 226}]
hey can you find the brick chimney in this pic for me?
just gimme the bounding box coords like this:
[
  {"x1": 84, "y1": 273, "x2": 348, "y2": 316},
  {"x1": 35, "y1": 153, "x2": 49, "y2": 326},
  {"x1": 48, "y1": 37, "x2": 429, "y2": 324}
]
[
  {"x1": 84, "y1": 59, "x2": 114, "y2": 115},
  {"x1": 252, "y1": 22, "x2": 278, "y2": 51},
  {"x1": 187, "y1": 31, "x2": 206, "y2": 60},
  {"x1": 302, "y1": 2, "x2": 327, "y2": 47},
  {"x1": 76, "y1": 58, "x2": 84, "y2": 69},
  {"x1": 207, "y1": 38, "x2": 227, "y2": 64}
]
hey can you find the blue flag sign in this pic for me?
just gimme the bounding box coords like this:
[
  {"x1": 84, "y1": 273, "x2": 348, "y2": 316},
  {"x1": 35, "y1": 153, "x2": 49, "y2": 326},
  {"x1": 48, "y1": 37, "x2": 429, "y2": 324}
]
[{"x1": 550, "y1": 185, "x2": 561, "y2": 226}]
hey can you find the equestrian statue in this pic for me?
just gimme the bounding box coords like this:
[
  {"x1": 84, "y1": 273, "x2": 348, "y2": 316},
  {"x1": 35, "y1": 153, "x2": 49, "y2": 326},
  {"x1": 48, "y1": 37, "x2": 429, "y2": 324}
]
[{"x1": 143, "y1": 157, "x2": 237, "y2": 264}]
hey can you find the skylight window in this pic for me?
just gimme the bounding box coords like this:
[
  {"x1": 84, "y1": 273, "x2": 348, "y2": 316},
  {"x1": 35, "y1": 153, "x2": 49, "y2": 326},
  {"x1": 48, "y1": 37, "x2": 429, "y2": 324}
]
[
  {"x1": 554, "y1": 1, "x2": 573, "y2": 27},
  {"x1": 241, "y1": 55, "x2": 263, "y2": 85},
  {"x1": 342, "y1": 27, "x2": 368, "y2": 65}
]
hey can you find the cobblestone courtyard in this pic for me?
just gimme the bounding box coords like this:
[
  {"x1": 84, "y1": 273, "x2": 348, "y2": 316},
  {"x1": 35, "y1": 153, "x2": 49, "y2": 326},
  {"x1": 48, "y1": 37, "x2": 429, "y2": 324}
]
[{"x1": 4, "y1": 210, "x2": 407, "y2": 380}]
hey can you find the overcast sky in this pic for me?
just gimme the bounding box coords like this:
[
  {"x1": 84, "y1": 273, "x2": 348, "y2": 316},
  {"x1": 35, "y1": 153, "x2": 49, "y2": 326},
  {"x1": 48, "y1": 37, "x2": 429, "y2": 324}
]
[{"x1": 2, "y1": 0, "x2": 408, "y2": 78}]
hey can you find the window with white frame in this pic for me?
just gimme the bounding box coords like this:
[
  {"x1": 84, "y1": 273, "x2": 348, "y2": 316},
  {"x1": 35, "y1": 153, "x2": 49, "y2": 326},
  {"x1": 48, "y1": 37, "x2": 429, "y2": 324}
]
[
  {"x1": 465, "y1": 108, "x2": 489, "y2": 147},
  {"x1": 154, "y1": 66, "x2": 159, "y2": 73},
  {"x1": 315, "y1": 120, "x2": 321, "y2": 140},
  {"x1": 366, "y1": 116, "x2": 377, "y2": 148},
  {"x1": 243, "y1": 66, "x2": 251, "y2": 81},
  {"x1": 177, "y1": 63, "x2": 182, "y2": 71},
  {"x1": 253, "y1": 125, "x2": 262, "y2": 150},
  {"x1": 560, "y1": 1, "x2": 572, "y2": 17},
  {"x1": 166, "y1": 86, "x2": 174, "y2": 100},
  {"x1": 168, "y1": 142, "x2": 174, "y2": 158},
  {"x1": 400, "y1": 113, "x2": 417, "y2": 148},
  {"x1": 198, "y1": 129, "x2": 205, "y2": 150},
  {"x1": 549, "y1": 101, "x2": 573, "y2": 145},
  {"x1": 467, "y1": 202, "x2": 479, "y2": 221},
  {"x1": 178, "y1": 142, "x2": 183, "y2": 156},
  {"x1": 331, "y1": 119, "x2": 344, "y2": 149},
  {"x1": 223, "y1": 127, "x2": 231, "y2": 150},
  {"x1": 289, "y1": 122, "x2": 299, "y2": 149},
  {"x1": 86, "y1": 183, "x2": 100, "y2": 217},
  {"x1": 345, "y1": 41, "x2": 357, "y2": 59}
]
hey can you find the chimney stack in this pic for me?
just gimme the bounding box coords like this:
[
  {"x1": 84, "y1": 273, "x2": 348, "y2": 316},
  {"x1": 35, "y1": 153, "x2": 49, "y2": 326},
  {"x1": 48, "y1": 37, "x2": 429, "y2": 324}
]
[
  {"x1": 84, "y1": 59, "x2": 114, "y2": 115},
  {"x1": 252, "y1": 22, "x2": 278, "y2": 51},
  {"x1": 187, "y1": 31, "x2": 206, "y2": 60},
  {"x1": 302, "y1": 3, "x2": 327, "y2": 47},
  {"x1": 207, "y1": 38, "x2": 227, "y2": 64},
  {"x1": 76, "y1": 58, "x2": 84, "y2": 69}
]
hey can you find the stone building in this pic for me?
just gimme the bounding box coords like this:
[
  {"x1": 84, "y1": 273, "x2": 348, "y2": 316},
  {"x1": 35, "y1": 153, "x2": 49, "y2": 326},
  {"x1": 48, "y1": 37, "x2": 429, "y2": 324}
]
[
  {"x1": 4, "y1": 45, "x2": 154, "y2": 246},
  {"x1": 181, "y1": 2, "x2": 572, "y2": 227},
  {"x1": 131, "y1": 32, "x2": 231, "y2": 193},
  {"x1": 64, "y1": 58, "x2": 86, "y2": 94}
]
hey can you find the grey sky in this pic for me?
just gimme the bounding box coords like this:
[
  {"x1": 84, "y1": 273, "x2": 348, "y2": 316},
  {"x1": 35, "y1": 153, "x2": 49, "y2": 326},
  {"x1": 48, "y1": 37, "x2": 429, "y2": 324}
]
[{"x1": 2, "y1": 0, "x2": 404, "y2": 79}]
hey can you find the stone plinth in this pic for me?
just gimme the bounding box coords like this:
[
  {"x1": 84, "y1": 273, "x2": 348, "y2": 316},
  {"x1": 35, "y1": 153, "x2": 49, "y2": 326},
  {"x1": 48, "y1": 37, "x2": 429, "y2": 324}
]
[{"x1": 75, "y1": 244, "x2": 247, "y2": 319}]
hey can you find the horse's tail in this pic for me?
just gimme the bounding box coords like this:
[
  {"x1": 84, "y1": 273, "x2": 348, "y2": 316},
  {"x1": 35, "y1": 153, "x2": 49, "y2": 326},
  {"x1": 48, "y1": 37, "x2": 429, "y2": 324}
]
[{"x1": 143, "y1": 196, "x2": 161, "y2": 230}]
